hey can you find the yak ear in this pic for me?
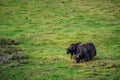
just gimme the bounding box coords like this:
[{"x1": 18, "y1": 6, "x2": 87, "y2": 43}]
[
  {"x1": 70, "y1": 44, "x2": 74, "y2": 46},
  {"x1": 70, "y1": 44, "x2": 74, "y2": 48}
]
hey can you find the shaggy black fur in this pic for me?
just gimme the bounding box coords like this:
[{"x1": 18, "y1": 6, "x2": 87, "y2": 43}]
[
  {"x1": 74, "y1": 43, "x2": 96, "y2": 63},
  {"x1": 66, "y1": 42, "x2": 81, "y2": 59},
  {"x1": 66, "y1": 42, "x2": 96, "y2": 63}
]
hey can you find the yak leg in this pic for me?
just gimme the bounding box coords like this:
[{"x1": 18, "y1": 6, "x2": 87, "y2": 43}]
[
  {"x1": 71, "y1": 54, "x2": 73, "y2": 59},
  {"x1": 71, "y1": 56, "x2": 72, "y2": 59}
]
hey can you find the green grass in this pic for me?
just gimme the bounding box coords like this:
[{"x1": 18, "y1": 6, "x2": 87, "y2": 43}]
[{"x1": 0, "y1": 0, "x2": 120, "y2": 80}]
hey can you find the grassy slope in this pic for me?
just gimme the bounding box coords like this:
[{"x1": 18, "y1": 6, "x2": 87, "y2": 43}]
[{"x1": 0, "y1": 0, "x2": 120, "y2": 80}]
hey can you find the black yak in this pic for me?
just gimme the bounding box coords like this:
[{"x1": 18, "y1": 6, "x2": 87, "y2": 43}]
[
  {"x1": 66, "y1": 42, "x2": 96, "y2": 63},
  {"x1": 73, "y1": 43, "x2": 96, "y2": 63}
]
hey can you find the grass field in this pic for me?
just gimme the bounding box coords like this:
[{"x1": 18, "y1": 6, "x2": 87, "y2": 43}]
[{"x1": 0, "y1": 0, "x2": 120, "y2": 80}]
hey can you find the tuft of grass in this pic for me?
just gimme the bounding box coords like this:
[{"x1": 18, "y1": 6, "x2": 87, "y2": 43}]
[{"x1": 0, "y1": 38, "x2": 29, "y2": 66}]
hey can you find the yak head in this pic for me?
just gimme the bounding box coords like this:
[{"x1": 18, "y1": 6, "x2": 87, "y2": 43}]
[{"x1": 66, "y1": 44, "x2": 77, "y2": 54}]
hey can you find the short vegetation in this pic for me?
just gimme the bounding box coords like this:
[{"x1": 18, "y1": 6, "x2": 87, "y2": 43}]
[{"x1": 0, "y1": 0, "x2": 120, "y2": 80}]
